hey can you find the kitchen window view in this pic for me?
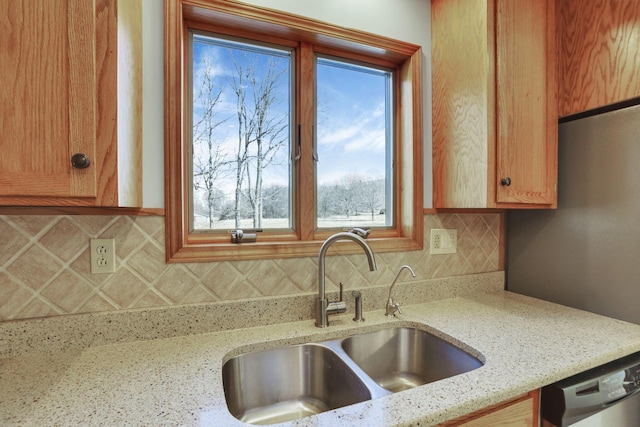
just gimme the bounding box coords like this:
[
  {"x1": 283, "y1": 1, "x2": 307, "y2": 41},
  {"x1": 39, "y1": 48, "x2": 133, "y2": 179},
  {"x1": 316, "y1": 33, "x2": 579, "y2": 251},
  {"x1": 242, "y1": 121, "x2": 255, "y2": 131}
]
[
  {"x1": 190, "y1": 34, "x2": 294, "y2": 232},
  {"x1": 165, "y1": 1, "x2": 423, "y2": 261},
  {"x1": 316, "y1": 57, "x2": 394, "y2": 229},
  {"x1": 189, "y1": 34, "x2": 394, "y2": 234}
]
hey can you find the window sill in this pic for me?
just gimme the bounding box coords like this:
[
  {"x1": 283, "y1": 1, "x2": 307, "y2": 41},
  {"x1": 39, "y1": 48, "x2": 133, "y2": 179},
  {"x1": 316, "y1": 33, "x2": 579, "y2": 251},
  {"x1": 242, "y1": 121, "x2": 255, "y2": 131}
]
[{"x1": 166, "y1": 236, "x2": 423, "y2": 263}]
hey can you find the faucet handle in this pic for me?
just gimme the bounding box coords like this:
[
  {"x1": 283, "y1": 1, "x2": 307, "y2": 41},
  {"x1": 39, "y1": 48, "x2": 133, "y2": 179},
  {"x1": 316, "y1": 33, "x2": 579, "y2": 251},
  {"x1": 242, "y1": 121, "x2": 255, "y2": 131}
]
[
  {"x1": 326, "y1": 282, "x2": 347, "y2": 317},
  {"x1": 385, "y1": 298, "x2": 402, "y2": 317}
]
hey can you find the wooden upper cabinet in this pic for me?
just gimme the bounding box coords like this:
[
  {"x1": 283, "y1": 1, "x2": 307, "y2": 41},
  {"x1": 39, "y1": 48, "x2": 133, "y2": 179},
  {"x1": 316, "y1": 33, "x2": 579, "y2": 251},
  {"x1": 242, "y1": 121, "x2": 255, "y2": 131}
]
[
  {"x1": 495, "y1": 0, "x2": 557, "y2": 206},
  {"x1": 559, "y1": 0, "x2": 640, "y2": 117},
  {"x1": 432, "y1": 0, "x2": 557, "y2": 209},
  {"x1": 0, "y1": 0, "x2": 142, "y2": 207}
]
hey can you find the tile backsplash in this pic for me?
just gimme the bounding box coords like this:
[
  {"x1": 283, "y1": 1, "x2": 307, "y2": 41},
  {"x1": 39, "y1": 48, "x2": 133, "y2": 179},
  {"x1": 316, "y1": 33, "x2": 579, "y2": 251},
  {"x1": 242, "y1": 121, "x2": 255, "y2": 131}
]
[{"x1": 0, "y1": 213, "x2": 500, "y2": 321}]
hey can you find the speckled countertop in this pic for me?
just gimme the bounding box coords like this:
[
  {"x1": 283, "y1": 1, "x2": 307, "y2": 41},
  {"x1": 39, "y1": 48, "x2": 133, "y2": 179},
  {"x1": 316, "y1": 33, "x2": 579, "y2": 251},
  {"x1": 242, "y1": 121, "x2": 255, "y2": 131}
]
[{"x1": 3, "y1": 290, "x2": 640, "y2": 427}]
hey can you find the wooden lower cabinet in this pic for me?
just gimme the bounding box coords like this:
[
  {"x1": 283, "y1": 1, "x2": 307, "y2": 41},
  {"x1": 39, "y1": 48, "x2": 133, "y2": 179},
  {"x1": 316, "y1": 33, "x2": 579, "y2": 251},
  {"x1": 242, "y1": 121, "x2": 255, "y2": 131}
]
[{"x1": 438, "y1": 390, "x2": 539, "y2": 427}]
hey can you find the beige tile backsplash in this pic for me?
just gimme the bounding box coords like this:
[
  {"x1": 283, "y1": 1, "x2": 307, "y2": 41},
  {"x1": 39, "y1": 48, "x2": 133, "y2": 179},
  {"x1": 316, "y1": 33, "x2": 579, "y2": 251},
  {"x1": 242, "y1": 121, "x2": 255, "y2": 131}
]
[{"x1": 0, "y1": 213, "x2": 500, "y2": 321}]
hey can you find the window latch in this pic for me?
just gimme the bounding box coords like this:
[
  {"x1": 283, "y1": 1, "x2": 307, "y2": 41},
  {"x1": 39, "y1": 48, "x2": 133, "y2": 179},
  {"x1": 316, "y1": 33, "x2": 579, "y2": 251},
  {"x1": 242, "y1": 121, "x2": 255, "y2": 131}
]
[
  {"x1": 312, "y1": 124, "x2": 319, "y2": 162},
  {"x1": 230, "y1": 229, "x2": 260, "y2": 243},
  {"x1": 346, "y1": 227, "x2": 370, "y2": 239},
  {"x1": 294, "y1": 124, "x2": 301, "y2": 161}
]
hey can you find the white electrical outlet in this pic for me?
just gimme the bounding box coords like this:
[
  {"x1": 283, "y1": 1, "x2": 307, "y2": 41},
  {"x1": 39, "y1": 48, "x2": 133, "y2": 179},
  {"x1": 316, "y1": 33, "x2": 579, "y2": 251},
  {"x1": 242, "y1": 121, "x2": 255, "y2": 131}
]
[
  {"x1": 90, "y1": 238, "x2": 116, "y2": 274},
  {"x1": 430, "y1": 229, "x2": 457, "y2": 254}
]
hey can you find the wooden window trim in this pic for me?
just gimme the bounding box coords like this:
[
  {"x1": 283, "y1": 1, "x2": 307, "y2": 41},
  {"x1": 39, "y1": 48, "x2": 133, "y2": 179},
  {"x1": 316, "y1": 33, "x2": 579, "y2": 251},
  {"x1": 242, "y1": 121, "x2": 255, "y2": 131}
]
[{"x1": 165, "y1": 0, "x2": 423, "y2": 262}]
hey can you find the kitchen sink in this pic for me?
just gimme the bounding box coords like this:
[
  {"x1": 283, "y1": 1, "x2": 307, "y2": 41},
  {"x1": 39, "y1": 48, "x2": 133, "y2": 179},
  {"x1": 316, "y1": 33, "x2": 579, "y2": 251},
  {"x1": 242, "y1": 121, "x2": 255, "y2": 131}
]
[
  {"x1": 222, "y1": 343, "x2": 372, "y2": 425},
  {"x1": 341, "y1": 327, "x2": 484, "y2": 392},
  {"x1": 222, "y1": 326, "x2": 483, "y2": 425}
]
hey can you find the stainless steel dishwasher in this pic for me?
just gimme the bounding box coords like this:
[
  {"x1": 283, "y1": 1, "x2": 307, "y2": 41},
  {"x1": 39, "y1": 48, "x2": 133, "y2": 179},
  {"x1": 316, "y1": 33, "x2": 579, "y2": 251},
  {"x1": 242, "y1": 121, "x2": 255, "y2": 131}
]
[{"x1": 541, "y1": 352, "x2": 640, "y2": 426}]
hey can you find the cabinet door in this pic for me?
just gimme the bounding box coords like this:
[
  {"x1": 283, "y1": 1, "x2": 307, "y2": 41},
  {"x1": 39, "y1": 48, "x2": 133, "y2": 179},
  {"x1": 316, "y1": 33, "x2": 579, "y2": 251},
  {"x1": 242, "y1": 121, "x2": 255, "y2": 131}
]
[
  {"x1": 495, "y1": 0, "x2": 557, "y2": 206},
  {"x1": 456, "y1": 398, "x2": 535, "y2": 426},
  {"x1": 432, "y1": 0, "x2": 494, "y2": 209},
  {"x1": 432, "y1": 0, "x2": 557, "y2": 209},
  {"x1": 559, "y1": 0, "x2": 640, "y2": 117},
  {"x1": 439, "y1": 391, "x2": 538, "y2": 427},
  {"x1": 0, "y1": 0, "x2": 97, "y2": 199}
]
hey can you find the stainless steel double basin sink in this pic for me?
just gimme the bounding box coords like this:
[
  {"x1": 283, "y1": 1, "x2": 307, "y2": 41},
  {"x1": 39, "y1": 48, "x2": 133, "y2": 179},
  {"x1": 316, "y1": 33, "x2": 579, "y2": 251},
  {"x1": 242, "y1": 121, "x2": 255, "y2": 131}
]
[{"x1": 222, "y1": 326, "x2": 484, "y2": 425}]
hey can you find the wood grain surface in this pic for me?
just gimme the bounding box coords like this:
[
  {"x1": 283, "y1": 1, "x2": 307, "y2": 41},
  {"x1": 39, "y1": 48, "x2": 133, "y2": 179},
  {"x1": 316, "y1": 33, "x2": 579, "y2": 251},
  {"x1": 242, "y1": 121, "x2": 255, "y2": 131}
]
[
  {"x1": 432, "y1": 0, "x2": 556, "y2": 209},
  {"x1": 438, "y1": 391, "x2": 538, "y2": 426},
  {"x1": 432, "y1": 0, "x2": 493, "y2": 208},
  {"x1": 559, "y1": 0, "x2": 640, "y2": 117},
  {"x1": 495, "y1": 0, "x2": 557, "y2": 206},
  {"x1": 0, "y1": 0, "x2": 142, "y2": 207},
  {"x1": 0, "y1": 0, "x2": 95, "y2": 198}
]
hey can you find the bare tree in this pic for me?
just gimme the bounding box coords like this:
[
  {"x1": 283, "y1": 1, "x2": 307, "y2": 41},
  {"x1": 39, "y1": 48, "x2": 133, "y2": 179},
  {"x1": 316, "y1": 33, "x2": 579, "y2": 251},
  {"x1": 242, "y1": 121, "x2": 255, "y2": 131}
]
[
  {"x1": 357, "y1": 177, "x2": 386, "y2": 220},
  {"x1": 261, "y1": 184, "x2": 288, "y2": 219},
  {"x1": 230, "y1": 53, "x2": 288, "y2": 228},
  {"x1": 335, "y1": 179, "x2": 358, "y2": 218},
  {"x1": 192, "y1": 57, "x2": 229, "y2": 228},
  {"x1": 317, "y1": 184, "x2": 332, "y2": 218},
  {"x1": 230, "y1": 57, "x2": 254, "y2": 228},
  {"x1": 317, "y1": 175, "x2": 385, "y2": 221},
  {"x1": 339, "y1": 174, "x2": 365, "y2": 218},
  {"x1": 247, "y1": 60, "x2": 288, "y2": 228}
]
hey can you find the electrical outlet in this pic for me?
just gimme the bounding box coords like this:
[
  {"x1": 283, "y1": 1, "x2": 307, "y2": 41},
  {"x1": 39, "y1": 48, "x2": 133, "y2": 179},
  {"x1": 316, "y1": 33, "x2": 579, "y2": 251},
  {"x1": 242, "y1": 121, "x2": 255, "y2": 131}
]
[
  {"x1": 90, "y1": 238, "x2": 116, "y2": 274},
  {"x1": 430, "y1": 229, "x2": 457, "y2": 254}
]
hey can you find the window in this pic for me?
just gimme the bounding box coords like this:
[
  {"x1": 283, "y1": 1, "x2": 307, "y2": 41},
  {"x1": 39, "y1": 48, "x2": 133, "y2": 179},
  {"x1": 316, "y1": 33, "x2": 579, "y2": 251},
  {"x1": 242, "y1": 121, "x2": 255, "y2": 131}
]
[
  {"x1": 190, "y1": 33, "x2": 293, "y2": 232},
  {"x1": 315, "y1": 57, "x2": 394, "y2": 229},
  {"x1": 165, "y1": 0, "x2": 423, "y2": 262}
]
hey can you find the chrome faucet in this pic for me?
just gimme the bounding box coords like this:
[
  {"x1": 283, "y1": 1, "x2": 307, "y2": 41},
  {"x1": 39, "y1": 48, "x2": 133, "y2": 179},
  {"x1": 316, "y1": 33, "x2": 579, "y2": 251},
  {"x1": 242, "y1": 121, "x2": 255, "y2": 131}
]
[
  {"x1": 316, "y1": 229, "x2": 377, "y2": 328},
  {"x1": 385, "y1": 265, "x2": 416, "y2": 317}
]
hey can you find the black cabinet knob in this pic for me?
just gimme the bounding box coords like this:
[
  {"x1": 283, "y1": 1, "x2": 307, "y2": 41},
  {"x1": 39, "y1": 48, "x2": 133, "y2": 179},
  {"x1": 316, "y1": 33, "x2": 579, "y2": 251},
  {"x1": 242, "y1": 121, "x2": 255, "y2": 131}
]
[
  {"x1": 71, "y1": 153, "x2": 91, "y2": 169},
  {"x1": 501, "y1": 177, "x2": 511, "y2": 186}
]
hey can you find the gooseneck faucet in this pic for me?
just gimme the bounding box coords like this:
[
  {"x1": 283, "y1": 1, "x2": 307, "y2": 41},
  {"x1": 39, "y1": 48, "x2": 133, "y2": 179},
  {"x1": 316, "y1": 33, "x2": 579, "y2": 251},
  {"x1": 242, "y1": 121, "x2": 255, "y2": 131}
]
[
  {"x1": 316, "y1": 230, "x2": 377, "y2": 328},
  {"x1": 385, "y1": 265, "x2": 416, "y2": 317}
]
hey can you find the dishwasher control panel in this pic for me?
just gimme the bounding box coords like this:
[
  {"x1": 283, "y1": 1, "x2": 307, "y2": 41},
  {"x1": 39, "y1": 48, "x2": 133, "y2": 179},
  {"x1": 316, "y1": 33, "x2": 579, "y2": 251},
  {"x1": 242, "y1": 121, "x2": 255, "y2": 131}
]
[{"x1": 541, "y1": 351, "x2": 640, "y2": 427}]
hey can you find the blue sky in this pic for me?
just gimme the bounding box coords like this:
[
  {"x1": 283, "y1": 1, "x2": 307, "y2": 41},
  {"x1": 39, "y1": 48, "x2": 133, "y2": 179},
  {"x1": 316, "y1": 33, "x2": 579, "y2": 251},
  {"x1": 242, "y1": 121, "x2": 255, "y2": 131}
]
[
  {"x1": 316, "y1": 58, "x2": 390, "y2": 185},
  {"x1": 191, "y1": 33, "x2": 390, "y2": 196}
]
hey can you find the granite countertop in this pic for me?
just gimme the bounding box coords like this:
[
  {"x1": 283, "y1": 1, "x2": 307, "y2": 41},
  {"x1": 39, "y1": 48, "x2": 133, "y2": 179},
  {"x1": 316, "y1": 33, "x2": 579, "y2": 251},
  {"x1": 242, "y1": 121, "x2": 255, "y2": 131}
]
[{"x1": 3, "y1": 290, "x2": 640, "y2": 426}]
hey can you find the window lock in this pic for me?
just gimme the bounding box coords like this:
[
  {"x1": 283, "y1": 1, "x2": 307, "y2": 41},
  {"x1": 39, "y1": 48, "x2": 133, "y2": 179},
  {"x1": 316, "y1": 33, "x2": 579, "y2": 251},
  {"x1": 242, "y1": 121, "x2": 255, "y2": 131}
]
[{"x1": 230, "y1": 229, "x2": 260, "y2": 243}]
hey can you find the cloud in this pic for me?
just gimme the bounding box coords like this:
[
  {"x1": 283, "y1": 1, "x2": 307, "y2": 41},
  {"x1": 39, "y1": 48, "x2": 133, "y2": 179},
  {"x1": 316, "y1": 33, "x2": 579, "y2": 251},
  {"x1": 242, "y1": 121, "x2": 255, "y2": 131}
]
[{"x1": 319, "y1": 101, "x2": 387, "y2": 153}]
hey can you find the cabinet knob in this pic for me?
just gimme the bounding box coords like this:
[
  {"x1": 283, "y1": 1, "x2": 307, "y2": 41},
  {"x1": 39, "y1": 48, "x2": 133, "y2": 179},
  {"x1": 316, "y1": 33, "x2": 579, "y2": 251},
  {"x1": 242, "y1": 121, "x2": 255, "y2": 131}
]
[
  {"x1": 71, "y1": 153, "x2": 91, "y2": 169},
  {"x1": 501, "y1": 177, "x2": 511, "y2": 186}
]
